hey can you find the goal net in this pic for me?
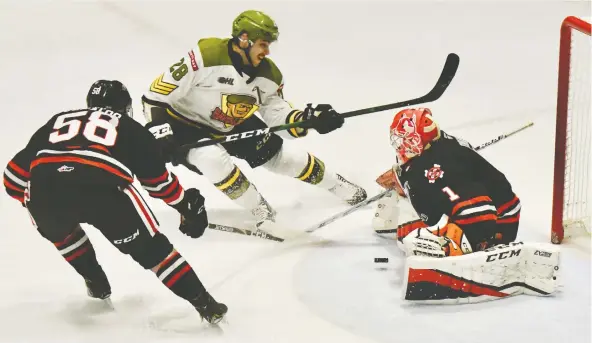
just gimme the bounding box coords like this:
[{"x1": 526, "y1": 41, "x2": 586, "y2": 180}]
[{"x1": 551, "y1": 16, "x2": 591, "y2": 244}]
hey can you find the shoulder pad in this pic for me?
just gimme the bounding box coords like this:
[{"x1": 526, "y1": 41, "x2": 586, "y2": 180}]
[{"x1": 198, "y1": 38, "x2": 232, "y2": 67}]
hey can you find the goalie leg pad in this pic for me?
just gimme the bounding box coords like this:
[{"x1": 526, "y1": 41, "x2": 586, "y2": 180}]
[
  {"x1": 402, "y1": 242, "x2": 560, "y2": 304},
  {"x1": 372, "y1": 190, "x2": 401, "y2": 237}
]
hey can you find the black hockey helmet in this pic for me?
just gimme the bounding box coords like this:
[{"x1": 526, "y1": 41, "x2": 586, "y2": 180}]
[{"x1": 86, "y1": 80, "x2": 133, "y2": 117}]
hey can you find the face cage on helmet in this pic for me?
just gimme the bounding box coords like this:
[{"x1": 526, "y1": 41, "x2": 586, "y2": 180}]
[{"x1": 390, "y1": 130, "x2": 422, "y2": 165}]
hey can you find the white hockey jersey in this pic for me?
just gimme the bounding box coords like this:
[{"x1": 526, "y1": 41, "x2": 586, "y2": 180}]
[{"x1": 142, "y1": 38, "x2": 306, "y2": 138}]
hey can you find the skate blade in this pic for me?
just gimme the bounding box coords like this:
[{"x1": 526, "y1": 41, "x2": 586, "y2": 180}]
[{"x1": 101, "y1": 297, "x2": 115, "y2": 310}]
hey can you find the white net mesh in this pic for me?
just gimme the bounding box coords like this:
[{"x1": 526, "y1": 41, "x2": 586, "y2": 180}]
[{"x1": 563, "y1": 19, "x2": 591, "y2": 235}]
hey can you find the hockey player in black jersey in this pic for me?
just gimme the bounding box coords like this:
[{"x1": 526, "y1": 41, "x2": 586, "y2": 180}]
[
  {"x1": 373, "y1": 108, "x2": 521, "y2": 257},
  {"x1": 2, "y1": 80, "x2": 227, "y2": 324}
]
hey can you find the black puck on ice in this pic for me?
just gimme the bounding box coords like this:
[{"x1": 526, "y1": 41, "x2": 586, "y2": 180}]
[{"x1": 374, "y1": 257, "x2": 389, "y2": 263}]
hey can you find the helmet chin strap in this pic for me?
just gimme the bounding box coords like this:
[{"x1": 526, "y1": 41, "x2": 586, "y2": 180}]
[{"x1": 235, "y1": 36, "x2": 255, "y2": 66}]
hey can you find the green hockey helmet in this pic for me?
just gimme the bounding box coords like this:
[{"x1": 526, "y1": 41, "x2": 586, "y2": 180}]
[{"x1": 232, "y1": 10, "x2": 279, "y2": 43}]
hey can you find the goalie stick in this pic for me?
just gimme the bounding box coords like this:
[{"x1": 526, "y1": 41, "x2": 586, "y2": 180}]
[
  {"x1": 303, "y1": 121, "x2": 535, "y2": 235},
  {"x1": 207, "y1": 122, "x2": 534, "y2": 242},
  {"x1": 176, "y1": 53, "x2": 460, "y2": 151}
]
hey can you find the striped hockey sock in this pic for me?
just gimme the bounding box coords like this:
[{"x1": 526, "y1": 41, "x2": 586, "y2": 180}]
[
  {"x1": 152, "y1": 249, "x2": 206, "y2": 301},
  {"x1": 51, "y1": 227, "x2": 106, "y2": 281}
]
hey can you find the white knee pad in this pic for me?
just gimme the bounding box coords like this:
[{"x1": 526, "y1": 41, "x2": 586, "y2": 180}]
[{"x1": 372, "y1": 190, "x2": 400, "y2": 238}]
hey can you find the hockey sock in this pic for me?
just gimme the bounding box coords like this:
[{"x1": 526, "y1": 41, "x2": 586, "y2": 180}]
[
  {"x1": 51, "y1": 227, "x2": 105, "y2": 281},
  {"x1": 214, "y1": 165, "x2": 252, "y2": 201},
  {"x1": 152, "y1": 249, "x2": 206, "y2": 301},
  {"x1": 295, "y1": 153, "x2": 327, "y2": 185},
  {"x1": 262, "y1": 145, "x2": 331, "y2": 187}
]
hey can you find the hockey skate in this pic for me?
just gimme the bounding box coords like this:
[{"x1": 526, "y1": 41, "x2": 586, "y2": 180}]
[
  {"x1": 191, "y1": 291, "x2": 228, "y2": 324},
  {"x1": 84, "y1": 273, "x2": 112, "y2": 300},
  {"x1": 328, "y1": 174, "x2": 367, "y2": 206},
  {"x1": 249, "y1": 194, "x2": 302, "y2": 240},
  {"x1": 251, "y1": 194, "x2": 277, "y2": 235}
]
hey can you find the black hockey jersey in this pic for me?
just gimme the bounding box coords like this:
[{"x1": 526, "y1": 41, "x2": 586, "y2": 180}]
[
  {"x1": 3, "y1": 107, "x2": 185, "y2": 206},
  {"x1": 397, "y1": 131, "x2": 521, "y2": 245}
]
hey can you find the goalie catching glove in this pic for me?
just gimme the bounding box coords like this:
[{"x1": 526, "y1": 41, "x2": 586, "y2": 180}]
[
  {"x1": 398, "y1": 216, "x2": 473, "y2": 257},
  {"x1": 172, "y1": 188, "x2": 208, "y2": 238}
]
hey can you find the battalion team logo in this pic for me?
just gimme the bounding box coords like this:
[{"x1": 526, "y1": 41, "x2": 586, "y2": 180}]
[
  {"x1": 425, "y1": 164, "x2": 444, "y2": 183},
  {"x1": 211, "y1": 93, "x2": 259, "y2": 127}
]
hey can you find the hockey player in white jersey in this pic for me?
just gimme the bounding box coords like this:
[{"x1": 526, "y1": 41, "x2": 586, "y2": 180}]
[{"x1": 142, "y1": 10, "x2": 367, "y2": 234}]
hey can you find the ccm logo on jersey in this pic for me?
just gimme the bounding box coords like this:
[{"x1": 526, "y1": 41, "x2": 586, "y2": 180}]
[
  {"x1": 224, "y1": 128, "x2": 270, "y2": 142},
  {"x1": 149, "y1": 123, "x2": 173, "y2": 139},
  {"x1": 425, "y1": 164, "x2": 444, "y2": 183}
]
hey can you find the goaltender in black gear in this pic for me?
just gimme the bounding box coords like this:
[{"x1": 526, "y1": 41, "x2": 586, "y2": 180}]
[{"x1": 2, "y1": 80, "x2": 227, "y2": 324}]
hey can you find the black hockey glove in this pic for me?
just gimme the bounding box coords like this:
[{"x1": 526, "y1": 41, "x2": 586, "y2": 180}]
[
  {"x1": 146, "y1": 121, "x2": 185, "y2": 166},
  {"x1": 175, "y1": 188, "x2": 208, "y2": 238},
  {"x1": 302, "y1": 103, "x2": 344, "y2": 134}
]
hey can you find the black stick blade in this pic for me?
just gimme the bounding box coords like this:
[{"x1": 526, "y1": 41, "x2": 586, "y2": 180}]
[{"x1": 342, "y1": 53, "x2": 460, "y2": 118}]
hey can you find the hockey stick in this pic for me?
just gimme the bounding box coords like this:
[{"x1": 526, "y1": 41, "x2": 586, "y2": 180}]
[
  {"x1": 302, "y1": 121, "x2": 535, "y2": 235},
  {"x1": 207, "y1": 122, "x2": 534, "y2": 242},
  {"x1": 208, "y1": 223, "x2": 285, "y2": 242},
  {"x1": 177, "y1": 53, "x2": 460, "y2": 151}
]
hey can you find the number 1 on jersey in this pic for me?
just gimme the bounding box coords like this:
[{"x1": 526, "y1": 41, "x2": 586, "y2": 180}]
[{"x1": 442, "y1": 186, "x2": 460, "y2": 201}]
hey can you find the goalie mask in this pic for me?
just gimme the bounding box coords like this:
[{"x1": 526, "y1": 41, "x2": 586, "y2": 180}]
[
  {"x1": 86, "y1": 80, "x2": 133, "y2": 118},
  {"x1": 390, "y1": 108, "x2": 440, "y2": 164}
]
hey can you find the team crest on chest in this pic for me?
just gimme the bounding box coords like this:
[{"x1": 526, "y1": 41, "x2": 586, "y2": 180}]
[
  {"x1": 424, "y1": 164, "x2": 444, "y2": 183},
  {"x1": 210, "y1": 93, "x2": 259, "y2": 127}
]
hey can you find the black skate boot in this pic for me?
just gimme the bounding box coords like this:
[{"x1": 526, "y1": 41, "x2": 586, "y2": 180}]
[
  {"x1": 191, "y1": 291, "x2": 228, "y2": 324},
  {"x1": 84, "y1": 270, "x2": 111, "y2": 300}
]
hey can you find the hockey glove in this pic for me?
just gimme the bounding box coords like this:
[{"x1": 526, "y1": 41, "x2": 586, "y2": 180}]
[
  {"x1": 376, "y1": 165, "x2": 406, "y2": 197},
  {"x1": 302, "y1": 103, "x2": 344, "y2": 134},
  {"x1": 146, "y1": 121, "x2": 186, "y2": 166},
  {"x1": 176, "y1": 188, "x2": 208, "y2": 238}
]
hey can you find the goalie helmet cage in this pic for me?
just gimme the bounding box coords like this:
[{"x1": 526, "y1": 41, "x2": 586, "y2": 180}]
[{"x1": 551, "y1": 16, "x2": 591, "y2": 244}]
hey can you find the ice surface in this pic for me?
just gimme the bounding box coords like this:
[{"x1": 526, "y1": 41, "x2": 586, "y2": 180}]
[{"x1": 0, "y1": 1, "x2": 590, "y2": 342}]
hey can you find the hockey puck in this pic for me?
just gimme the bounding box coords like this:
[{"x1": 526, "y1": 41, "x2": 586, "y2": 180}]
[{"x1": 374, "y1": 257, "x2": 389, "y2": 263}]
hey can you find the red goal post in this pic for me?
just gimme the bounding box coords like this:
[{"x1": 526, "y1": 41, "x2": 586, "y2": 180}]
[{"x1": 551, "y1": 16, "x2": 591, "y2": 244}]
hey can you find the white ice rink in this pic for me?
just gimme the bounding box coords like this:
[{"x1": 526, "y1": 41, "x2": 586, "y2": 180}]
[{"x1": 0, "y1": 1, "x2": 590, "y2": 342}]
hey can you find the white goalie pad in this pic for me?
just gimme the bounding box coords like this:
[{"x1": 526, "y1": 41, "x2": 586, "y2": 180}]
[
  {"x1": 372, "y1": 190, "x2": 400, "y2": 236},
  {"x1": 401, "y1": 242, "x2": 561, "y2": 304}
]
